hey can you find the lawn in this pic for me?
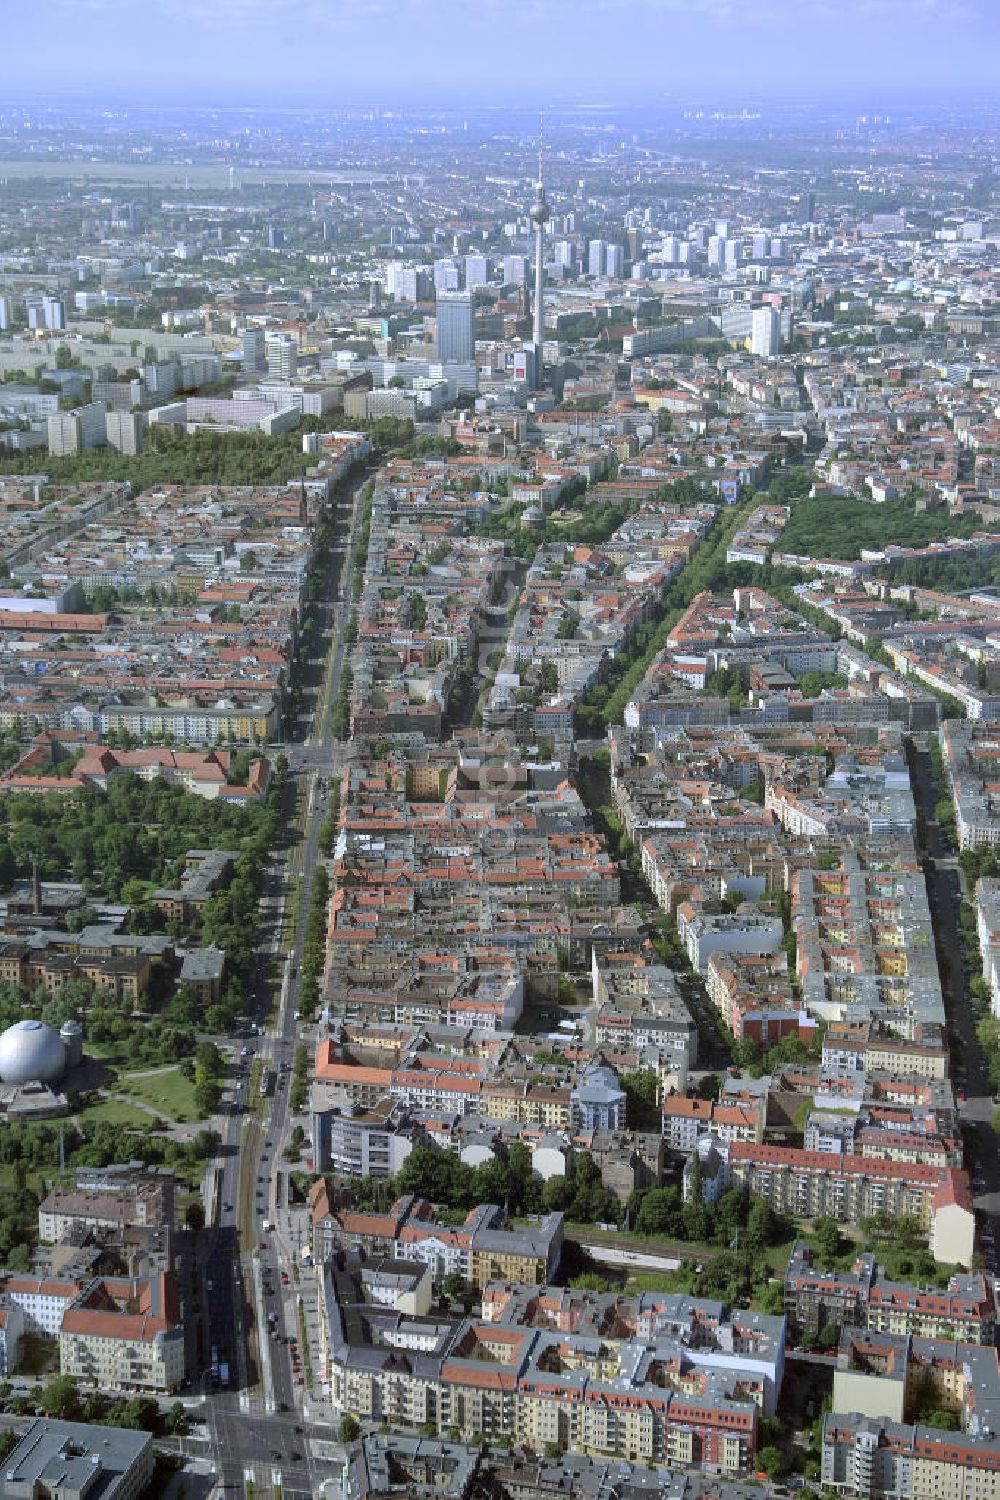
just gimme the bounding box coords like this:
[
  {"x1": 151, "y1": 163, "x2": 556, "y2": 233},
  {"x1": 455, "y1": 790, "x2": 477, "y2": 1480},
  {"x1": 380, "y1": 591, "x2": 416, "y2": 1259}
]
[
  {"x1": 0, "y1": 1163, "x2": 48, "y2": 1197},
  {"x1": 116, "y1": 1066, "x2": 198, "y2": 1122},
  {"x1": 247, "y1": 1057, "x2": 267, "y2": 1115},
  {"x1": 75, "y1": 1098, "x2": 158, "y2": 1130},
  {"x1": 82, "y1": 1039, "x2": 130, "y2": 1063},
  {"x1": 626, "y1": 1271, "x2": 690, "y2": 1293}
]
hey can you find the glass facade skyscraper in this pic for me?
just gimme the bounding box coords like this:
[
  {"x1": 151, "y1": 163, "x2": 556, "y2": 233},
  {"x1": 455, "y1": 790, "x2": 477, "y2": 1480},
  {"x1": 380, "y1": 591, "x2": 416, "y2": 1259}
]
[{"x1": 435, "y1": 292, "x2": 474, "y2": 363}]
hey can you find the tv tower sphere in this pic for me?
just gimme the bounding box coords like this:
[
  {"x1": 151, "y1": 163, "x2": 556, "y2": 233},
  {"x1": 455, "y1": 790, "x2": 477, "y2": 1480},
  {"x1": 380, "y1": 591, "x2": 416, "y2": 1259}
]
[{"x1": 530, "y1": 179, "x2": 549, "y2": 226}]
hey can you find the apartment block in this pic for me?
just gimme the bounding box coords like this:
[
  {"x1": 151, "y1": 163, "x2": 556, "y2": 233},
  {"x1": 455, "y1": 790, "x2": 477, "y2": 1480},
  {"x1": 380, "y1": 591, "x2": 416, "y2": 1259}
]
[
  {"x1": 312, "y1": 1192, "x2": 563, "y2": 1290},
  {"x1": 59, "y1": 1273, "x2": 185, "y2": 1393},
  {"x1": 728, "y1": 1144, "x2": 974, "y2": 1266},
  {"x1": 784, "y1": 1242, "x2": 996, "y2": 1344},
  {"x1": 792, "y1": 851, "x2": 945, "y2": 1033},
  {"x1": 941, "y1": 721, "x2": 1000, "y2": 849},
  {"x1": 324, "y1": 1264, "x2": 782, "y2": 1470}
]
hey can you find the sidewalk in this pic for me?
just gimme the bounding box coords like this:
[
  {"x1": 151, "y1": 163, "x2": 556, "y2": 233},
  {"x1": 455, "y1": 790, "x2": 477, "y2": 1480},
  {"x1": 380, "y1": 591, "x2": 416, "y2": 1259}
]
[{"x1": 268, "y1": 1177, "x2": 330, "y2": 1409}]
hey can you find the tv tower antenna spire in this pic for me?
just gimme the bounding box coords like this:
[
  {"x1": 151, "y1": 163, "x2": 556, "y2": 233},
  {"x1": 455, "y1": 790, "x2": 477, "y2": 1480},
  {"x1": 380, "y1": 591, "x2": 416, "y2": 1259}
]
[{"x1": 529, "y1": 112, "x2": 550, "y2": 363}]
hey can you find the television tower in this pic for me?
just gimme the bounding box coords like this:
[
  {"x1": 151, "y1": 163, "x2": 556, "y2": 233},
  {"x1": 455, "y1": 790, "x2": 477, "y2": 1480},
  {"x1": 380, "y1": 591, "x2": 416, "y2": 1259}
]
[{"x1": 529, "y1": 139, "x2": 549, "y2": 354}]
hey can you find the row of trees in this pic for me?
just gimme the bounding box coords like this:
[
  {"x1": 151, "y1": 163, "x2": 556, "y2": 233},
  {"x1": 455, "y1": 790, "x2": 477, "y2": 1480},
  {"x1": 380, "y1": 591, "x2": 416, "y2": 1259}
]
[
  {"x1": 329, "y1": 503, "x2": 361, "y2": 737},
  {"x1": 186, "y1": 1039, "x2": 225, "y2": 1117},
  {"x1": 318, "y1": 778, "x2": 341, "y2": 858},
  {"x1": 574, "y1": 480, "x2": 759, "y2": 735},
  {"x1": 298, "y1": 865, "x2": 329, "y2": 1020},
  {"x1": 358, "y1": 1141, "x2": 795, "y2": 1256},
  {"x1": 977, "y1": 1013, "x2": 1000, "y2": 1100},
  {"x1": 288, "y1": 1042, "x2": 310, "y2": 1113},
  {"x1": 283, "y1": 486, "x2": 344, "y2": 728},
  {"x1": 11, "y1": 1372, "x2": 184, "y2": 1434},
  {"x1": 329, "y1": 663, "x2": 353, "y2": 743},
  {"x1": 349, "y1": 484, "x2": 374, "y2": 604}
]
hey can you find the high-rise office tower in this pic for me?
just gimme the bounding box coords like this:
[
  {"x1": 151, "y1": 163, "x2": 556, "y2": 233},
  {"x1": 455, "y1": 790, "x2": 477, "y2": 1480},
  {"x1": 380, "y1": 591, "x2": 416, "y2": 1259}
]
[
  {"x1": 588, "y1": 239, "x2": 605, "y2": 277},
  {"x1": 387, "y1": 264, "x2": 432, "y2": 302},
  {"x1": 750, "y1": 306, "x2": 781, "y2": 358},
  {"x1": 515, "y1": 342, "x2": 539, "y2": 390},
  {"x1": 242, "y1": 328, "x2": 266, "y2": 374},
  {"x1": 266, "y1": 333, "x2": 298, "y2": 380},
  {"x1": 529, "y1": 155, "x2": 549, "y2": 354},
  {"x1": 387, "y1": 263, "x2": 410, "y2": 300},
  {"x1": 47, "y1": 402, "x2": 108, "y2": 457},
  {"x1": 605, "y1": 244, "x2": 625, "y2": 279},
  {"x1": 554, "y1": 240, "x2": 575, "y2": 271},
  {"x1": 433, "y1": 259, "x2": 460, "y2": 294},
  {"x1": 464, "y1": 253, "x2": 489, "y2": 291},
  {"x1": 503, "y1": 254, "x2": 528, "y2": 286},
  {"x1": 436, "y1": 292, "x2": 474, "y2": 363},
  {"x1": 42, "y1": 296, "x2": 65, "y2": 331},
  {"x1": 106, "y1": 410, "x2": 146, "y2": 455}
]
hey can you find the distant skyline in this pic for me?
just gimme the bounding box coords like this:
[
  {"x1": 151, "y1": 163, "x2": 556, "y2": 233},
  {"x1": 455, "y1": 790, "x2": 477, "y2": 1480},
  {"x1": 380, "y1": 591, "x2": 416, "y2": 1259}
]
[{"x1": 5, "y1": 0, "x2": 998, "y2": 107}]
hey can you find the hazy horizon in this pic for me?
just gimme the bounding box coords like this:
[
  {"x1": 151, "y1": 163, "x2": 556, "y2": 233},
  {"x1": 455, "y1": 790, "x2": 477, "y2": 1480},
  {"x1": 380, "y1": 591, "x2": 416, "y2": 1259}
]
[{"x1": 6, "y1": 0, "x2": 999, "y2": 109}]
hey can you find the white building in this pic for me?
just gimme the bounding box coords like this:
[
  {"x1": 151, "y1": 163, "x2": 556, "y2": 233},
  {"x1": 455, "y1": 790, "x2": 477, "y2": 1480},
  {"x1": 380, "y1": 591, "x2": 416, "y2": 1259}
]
[
  {"x1": 265, "y1": 333, "x2": 298, "y2": 381},
  {"x1": 433, "y1": 259, "x2": 460, "y2": 294},
  {"x1": 106, "y1": 410, "x2": 146, "y2": 455},
  {"x1": 1, "y1": 1277, "x2": 78, "y2": 1338},
  {"x1": 751, "y1": 306, "x2": 782, "y2": 358},
  {"x1": 47, "y1": 402, "x2": 108, "y2": 457},
  {"x1": 465, "y1": 254, "x2": 489, "y2": 290},
  {"x1": 0, "y1": 1303, "x2": 24, "y2": 1375},
  {"x1": 677, "y1": 903, "x2": 784, "y2": 973},
  {"x1": 503, "y1": 255, "x2": 528, "y2": 286}
]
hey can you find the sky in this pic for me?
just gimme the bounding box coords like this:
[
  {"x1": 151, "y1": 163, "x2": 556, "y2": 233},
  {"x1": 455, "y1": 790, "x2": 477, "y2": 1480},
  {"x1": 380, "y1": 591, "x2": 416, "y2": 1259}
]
[{"x1": 6, "y1": 0, "x2": 999, "y2": 107}]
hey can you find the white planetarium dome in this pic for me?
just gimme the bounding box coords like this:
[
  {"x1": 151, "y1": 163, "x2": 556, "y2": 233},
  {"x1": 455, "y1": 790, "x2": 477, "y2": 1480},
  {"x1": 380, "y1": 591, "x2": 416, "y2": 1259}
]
[{"x1": 0, "y1": 1018, "x2": 66, "y2": 1086}]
